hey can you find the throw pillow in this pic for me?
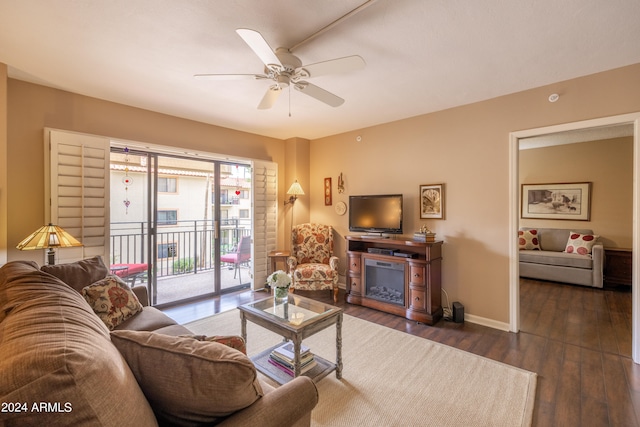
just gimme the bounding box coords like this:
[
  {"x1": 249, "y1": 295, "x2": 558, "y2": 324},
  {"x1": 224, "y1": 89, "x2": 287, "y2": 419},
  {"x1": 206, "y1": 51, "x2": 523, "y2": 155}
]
[
  {"x1": 518, "y1": 229, "x2": 541, "y2": 250},
  {"x1": 41, "y1": 255, "x2": 109, "y2": 293},
  {"x1": 565, "y1": 232, "x2": 599, "y2": 255},
  {"x1": 110, "y1": 330, "x2": 263, "y2": 426},
  {"x1": 188, "y1": 334, "x2": 247, "y2": 354},
  {"x1": 82, "y1": 276, "x2": 143, "y2": 330}
]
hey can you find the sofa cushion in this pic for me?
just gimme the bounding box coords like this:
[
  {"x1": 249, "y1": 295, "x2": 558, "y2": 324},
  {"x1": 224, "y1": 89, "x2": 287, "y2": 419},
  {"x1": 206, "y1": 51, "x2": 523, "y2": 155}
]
[
  {"x1": 41, "y1": 255, "x2": 110, "y2": 293},
  {"x1": 110, "y1": 330, "x2": 263, "y2": 426},
  {"x1": 114, "y1": 305, "x2": 182, "y2": 332},
  {"x1": 82, "y1": 276, "x2": 144, "y2": 330},
  {"x1": 518, "y1": 229, "x2": 541, "y2": 250},
  {"x1": 0, "y1": 261, "x2": 157, "y2": 427},
  {"x1": 519, "y1": 250, "x2": 594, "y2": 269},
  {"x1": 520, "y1": 227, "x2": 594, "y2": 252},
  {"x1": 565, "y1": 231, "x2": 600, "y2": 255},
  {"x1": 191, "y1": 334, "x2": 248, "y2": 355}
]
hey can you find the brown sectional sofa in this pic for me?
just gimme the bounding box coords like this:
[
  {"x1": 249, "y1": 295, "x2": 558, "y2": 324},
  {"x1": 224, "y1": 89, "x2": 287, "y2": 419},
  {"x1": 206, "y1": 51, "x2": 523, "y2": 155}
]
[{"x1": 0, "y1": 257, "x2": 318, "y2": 426}]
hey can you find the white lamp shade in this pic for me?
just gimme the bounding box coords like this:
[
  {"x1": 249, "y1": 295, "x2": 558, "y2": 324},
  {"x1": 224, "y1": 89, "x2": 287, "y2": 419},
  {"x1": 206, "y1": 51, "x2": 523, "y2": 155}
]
[{"x1": 286, "y1": 180, "x2": 305, "y2": 196}]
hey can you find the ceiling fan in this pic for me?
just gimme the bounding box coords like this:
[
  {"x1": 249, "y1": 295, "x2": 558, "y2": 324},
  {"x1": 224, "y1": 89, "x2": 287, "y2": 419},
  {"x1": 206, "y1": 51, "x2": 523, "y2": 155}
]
[{"x1": 194, "y1": 28, "x2": 366, "y2": 109}]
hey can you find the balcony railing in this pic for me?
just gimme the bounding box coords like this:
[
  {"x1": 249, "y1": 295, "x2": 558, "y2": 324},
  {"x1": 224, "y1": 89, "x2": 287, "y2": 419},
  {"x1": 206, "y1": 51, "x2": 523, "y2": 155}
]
[{"x1": 110, "y1": 219, "x2": 251, "y2": 278}]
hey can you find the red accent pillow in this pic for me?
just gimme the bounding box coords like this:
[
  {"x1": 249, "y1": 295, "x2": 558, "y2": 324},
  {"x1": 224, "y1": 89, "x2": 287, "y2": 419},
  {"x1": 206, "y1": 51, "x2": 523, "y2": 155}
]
[
  {"x1": 565, "y1": 232, "x2": 599, "y2": 255},
  {"x1": 518, "y1": 229, "x2": 541, "y2": 250}
]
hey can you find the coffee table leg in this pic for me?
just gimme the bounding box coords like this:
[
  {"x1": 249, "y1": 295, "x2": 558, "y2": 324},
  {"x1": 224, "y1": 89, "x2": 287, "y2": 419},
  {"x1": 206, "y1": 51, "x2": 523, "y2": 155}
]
[
  {"x1": 336, "y1": 312, "x2": 343, "y2": 379},
  {"x1": 293, "y1": 337, "x2": 302, "y2": 377},
  {"x1": 240, "y1": 311, "x2": 247, "y2": 343}
]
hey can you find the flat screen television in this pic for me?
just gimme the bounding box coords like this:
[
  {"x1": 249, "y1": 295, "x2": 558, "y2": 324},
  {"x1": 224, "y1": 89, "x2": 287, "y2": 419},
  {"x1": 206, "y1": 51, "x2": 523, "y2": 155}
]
[{"x1": 349, "y1": 194, "x2": 403, "y2": 235}]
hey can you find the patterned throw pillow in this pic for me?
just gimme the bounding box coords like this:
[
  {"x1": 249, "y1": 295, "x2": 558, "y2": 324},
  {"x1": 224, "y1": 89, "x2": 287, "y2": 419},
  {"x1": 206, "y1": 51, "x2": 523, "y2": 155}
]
[
  {"x1": 518, "y1": 229, "x2": 541, "y2": 250},
  {"x1": 82, "y1": 276, "x2": 143, "y2": 330},
  {"x1": 565, "y1": 232, "x2": 599, "y2": 255},
  {"x1": 188, "y1": 334, "x2": 247, "y2": 354}
]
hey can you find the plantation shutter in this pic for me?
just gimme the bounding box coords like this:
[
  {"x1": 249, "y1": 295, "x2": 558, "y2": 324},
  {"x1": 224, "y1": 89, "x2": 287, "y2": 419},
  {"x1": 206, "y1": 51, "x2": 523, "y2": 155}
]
[
  {"x1": 46, "y1": 129, "x2": 110, "y2": 264},
  {"x1": 252, "y1": 160, "x2": 278, "y2": 290}
]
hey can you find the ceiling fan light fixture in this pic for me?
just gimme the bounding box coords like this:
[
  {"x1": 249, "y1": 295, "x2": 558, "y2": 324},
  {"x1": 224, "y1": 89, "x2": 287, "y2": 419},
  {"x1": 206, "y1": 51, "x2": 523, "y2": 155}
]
[{"x1": 276, "y1": 74, "x2": 290, "y2": 88}]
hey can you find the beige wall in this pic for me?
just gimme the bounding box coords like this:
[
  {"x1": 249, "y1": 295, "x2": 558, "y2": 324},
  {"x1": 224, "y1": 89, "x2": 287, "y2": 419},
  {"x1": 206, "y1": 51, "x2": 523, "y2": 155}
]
[
  {"x1": 283, "y1": 137, "x2": 311, "y2": 249},
  {"x1": 6, "y1": 79, "x2": 286, "y2": 262},
  {"x1": 310, "y1": 63, "x2": 640, "y2": 324},
  {"x1": 5, "y1": 62, "x2": 640, "y2": 325},
  {"x1": 520, "y1": 137, "x2": 634, "y2": 248}
]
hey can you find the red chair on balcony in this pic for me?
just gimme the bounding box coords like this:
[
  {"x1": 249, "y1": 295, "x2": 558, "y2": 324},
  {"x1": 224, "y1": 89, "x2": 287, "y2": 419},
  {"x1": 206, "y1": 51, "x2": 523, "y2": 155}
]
[{"x1": 220, "y1": 235, "x2": 251, "y2": 283}]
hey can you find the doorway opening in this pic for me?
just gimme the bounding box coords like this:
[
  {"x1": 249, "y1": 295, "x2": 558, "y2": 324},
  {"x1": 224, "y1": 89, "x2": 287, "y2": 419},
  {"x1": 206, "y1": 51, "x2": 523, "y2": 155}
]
[{"x1": 509, "y1": 112, "x2": 640, "y2": 363}]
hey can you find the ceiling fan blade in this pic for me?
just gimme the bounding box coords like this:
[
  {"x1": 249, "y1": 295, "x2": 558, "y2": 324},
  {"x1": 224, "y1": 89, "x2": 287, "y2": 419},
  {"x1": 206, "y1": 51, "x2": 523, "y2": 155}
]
[
  {"x1": 257, "y1": 85, "x2": 283, "y2": 110},
  {"x1": 294, "y1": 82, "x2": 344, "y2": 107},
  {"x1": 236, "y1": 28, "x2": 282, "y2": 69},
  {"x1": 194, "y1": 73, "x2": 267, "y2": 80},
  {"x1": 301, "y1": 55, "x2": 365, "y2": 79}
]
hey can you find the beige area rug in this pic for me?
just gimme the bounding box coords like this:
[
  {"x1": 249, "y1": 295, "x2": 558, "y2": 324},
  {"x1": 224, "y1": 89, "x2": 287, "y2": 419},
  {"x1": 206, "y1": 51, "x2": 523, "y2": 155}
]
[{"x1": 186, "y1": 310, "x2": 536, "y2": 426}]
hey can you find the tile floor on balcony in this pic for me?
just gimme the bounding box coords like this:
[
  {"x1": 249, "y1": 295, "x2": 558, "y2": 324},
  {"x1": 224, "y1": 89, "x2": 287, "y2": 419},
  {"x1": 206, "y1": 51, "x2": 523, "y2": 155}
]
[{"x1": 134, "y1": 264, "x2": 254, "y2": 306}]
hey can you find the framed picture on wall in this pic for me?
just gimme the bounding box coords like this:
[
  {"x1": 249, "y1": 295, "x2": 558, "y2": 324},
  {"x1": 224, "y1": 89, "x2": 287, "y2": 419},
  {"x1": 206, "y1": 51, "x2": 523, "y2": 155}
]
[
  {"x1": 521, "y1": 182, "x2": 592, "y2": 220},
  {"x1": 324, "y1": 177, "x2": 332, "y2": 206},
  {"x1": 420, "y1": 184, "x2": 444, "y2": 219}
]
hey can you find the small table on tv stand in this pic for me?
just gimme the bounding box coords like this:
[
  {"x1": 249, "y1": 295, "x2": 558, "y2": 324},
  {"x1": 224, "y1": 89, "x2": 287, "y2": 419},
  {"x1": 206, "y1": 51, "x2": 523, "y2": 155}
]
[{"x1": 238, "y1": 294, "x2": 343, "y2": 385}]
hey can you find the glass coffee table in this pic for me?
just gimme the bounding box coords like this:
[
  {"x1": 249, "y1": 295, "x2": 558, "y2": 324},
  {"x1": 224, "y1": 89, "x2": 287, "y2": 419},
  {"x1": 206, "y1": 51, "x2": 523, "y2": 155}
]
[{"x1": 238, "y1": 294, "x2": 343, "y2": 385}]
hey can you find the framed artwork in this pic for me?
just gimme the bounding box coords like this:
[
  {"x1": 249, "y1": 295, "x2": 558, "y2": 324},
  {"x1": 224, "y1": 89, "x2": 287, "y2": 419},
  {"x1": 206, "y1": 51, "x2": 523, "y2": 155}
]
[
  {"x1": 420, "y1": 184, "x2": 444, "y2": 219},
  {"x1": 521, "y1": 182, "x2": 592, "y2": 220},
  {"x1": 324, "y1": 177, "x2": 332, "y2": 206}
]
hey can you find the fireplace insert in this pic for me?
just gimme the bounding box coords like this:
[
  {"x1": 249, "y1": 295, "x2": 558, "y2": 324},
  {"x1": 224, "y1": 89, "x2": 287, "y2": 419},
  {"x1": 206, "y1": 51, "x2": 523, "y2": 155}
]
[{"x1": 364, "y1": 257, "x2": 405, "y2": 306}]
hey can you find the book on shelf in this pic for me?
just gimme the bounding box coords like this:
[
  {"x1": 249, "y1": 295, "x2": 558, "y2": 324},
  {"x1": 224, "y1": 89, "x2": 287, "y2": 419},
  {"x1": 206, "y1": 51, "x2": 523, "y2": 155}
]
[
  {"x1": 269, "y1": 351, "x2": 314, "y2": 369},
  {"x1": 268, "y1": 357, "x2": 317, "y2": 377},
  {"x1": 272, "y1": 341, "x2": 310, "y2": 362}
]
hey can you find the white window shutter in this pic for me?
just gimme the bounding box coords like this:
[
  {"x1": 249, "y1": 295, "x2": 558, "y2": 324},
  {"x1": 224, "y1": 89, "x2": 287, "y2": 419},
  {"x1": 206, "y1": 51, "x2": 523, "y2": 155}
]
[
  {"x1": 252, "y1": 160, "x2": 277, "y2": 290},
  {"x1": 46, "y1": 129, "x2": 110, "y2": 264}
]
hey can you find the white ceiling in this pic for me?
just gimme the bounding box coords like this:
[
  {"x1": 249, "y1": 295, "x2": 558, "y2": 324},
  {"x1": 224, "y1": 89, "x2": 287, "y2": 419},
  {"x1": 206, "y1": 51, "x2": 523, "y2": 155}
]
[{"x1": 1, "y1": 0, "x2": 640, "y2": 140}]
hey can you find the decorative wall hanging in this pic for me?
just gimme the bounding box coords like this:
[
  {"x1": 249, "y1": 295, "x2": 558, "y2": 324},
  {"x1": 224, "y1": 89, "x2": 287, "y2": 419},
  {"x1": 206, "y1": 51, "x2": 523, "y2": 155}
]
[
  {"x1": 122, "y1": 147, "x2": 132, "y2": 214},
  {"x1": 521, "y1": 182, "x2": 591, "y2": 220},
  {"x1": 235, "y1": 165, "x2": 241, "y2": 196},
  {"x1": 337, "y1": 173, "x2": 345, "y2": 193},
  {"x1": 324, "y1": 177, "x2": 332, "y2": 205},
  {"x1": 420, "y1": 184, "x2": 444, "y2": 219}
]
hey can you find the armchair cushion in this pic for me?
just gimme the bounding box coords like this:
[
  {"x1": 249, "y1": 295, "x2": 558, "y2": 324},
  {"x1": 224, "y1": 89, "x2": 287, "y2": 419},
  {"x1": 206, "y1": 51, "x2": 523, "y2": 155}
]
[
  {"x1": 291, "y1": 223, "x2": 334, "y2": 265},
  {"x1": 291, "y1": 263, "x2": 338, "y2": 290}
]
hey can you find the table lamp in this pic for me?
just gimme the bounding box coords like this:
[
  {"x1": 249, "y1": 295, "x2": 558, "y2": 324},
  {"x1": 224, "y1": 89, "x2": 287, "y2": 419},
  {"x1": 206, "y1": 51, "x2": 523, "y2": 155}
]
[{"x1": 16, "y1": 223, "x2": 83, "y2": 265}]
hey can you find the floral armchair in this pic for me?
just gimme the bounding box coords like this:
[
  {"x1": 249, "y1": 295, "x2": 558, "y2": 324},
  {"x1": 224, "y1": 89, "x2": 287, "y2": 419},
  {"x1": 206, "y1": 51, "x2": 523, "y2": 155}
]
[{"x1": 287, "y1": 223, "x2": 339, "y2": 303}]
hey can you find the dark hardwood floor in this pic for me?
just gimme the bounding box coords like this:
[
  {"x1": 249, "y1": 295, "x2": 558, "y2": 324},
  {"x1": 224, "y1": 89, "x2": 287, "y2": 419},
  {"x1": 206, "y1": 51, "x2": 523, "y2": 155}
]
[{"x1": 161, "y1": 279, "x2": 637, "y2": 427}]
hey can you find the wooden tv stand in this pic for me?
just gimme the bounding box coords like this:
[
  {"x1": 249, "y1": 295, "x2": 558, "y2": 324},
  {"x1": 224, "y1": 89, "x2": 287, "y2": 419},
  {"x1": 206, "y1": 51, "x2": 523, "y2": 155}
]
[{"x1": 345, "y1": 235, "x2": 443, "y2": 325}]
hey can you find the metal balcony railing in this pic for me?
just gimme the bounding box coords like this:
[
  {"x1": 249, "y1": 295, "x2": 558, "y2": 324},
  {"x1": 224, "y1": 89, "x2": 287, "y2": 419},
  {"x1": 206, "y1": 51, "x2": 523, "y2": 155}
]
[{"x1": 110, "y1": 219, "x2": 251, "y2": 278}]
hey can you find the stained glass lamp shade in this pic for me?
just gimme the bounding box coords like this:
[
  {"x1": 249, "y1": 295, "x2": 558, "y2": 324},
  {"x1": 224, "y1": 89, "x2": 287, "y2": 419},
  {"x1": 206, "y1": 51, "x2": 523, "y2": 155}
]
[{"x1": 16, "y1": 223, "x2": 83, "y2": 265}]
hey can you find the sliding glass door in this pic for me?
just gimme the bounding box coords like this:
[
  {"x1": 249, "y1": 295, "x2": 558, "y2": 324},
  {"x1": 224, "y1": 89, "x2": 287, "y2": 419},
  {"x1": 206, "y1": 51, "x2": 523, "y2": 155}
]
[{"x1": 109, "y1": 148, "x2": 253, "y2": 306}]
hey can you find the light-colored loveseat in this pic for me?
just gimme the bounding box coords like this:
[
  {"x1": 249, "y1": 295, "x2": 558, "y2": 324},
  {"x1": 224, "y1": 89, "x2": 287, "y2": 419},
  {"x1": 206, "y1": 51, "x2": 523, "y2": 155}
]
[
  {"x1": 0, "y1": 257, "x2": 318, "y2": 426},
  {"x1": 519, "y1": 227, "x2": 604, "y2": 288}
]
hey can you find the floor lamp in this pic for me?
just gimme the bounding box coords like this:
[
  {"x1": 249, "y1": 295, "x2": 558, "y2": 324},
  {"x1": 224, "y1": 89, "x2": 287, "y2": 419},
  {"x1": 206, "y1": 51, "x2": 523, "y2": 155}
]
[
  {"x1": 284, "y1": 180, "x2": 305, "y2": 248},
  {"x1": 16, "y1": 223, "x2": 83, "y2": 265}
]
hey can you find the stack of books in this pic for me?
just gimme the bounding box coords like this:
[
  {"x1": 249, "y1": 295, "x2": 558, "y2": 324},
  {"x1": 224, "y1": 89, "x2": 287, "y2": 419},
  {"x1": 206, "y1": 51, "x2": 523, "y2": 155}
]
[
  {"x1": 268, "y1": 341, "x2": 316, "y2": 376},
  {"x1": 413, "y1": 232, "x2": 436, "y2": 243}
]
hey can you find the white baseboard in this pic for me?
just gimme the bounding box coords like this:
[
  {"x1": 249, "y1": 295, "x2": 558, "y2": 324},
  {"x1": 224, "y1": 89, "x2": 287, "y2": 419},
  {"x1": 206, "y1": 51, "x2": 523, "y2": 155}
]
[{"x1": 464, "y1": 313, "x2": 511, "y2": 332}]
